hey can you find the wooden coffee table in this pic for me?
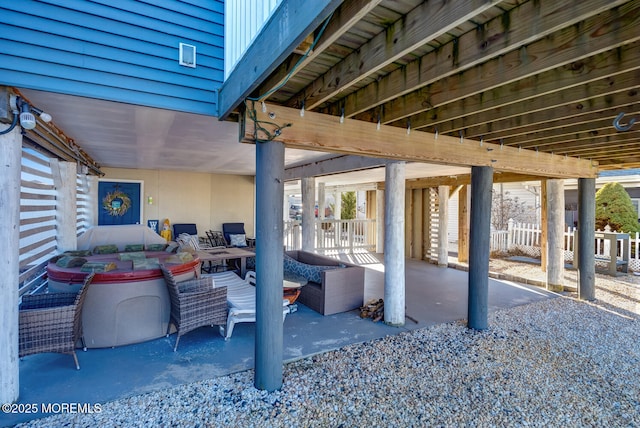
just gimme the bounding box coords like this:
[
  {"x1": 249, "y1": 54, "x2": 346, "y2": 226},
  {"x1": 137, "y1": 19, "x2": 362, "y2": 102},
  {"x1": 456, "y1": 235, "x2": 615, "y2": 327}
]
[{"x1": 283, "y1": 272, "x2": 307, "y2": 305}]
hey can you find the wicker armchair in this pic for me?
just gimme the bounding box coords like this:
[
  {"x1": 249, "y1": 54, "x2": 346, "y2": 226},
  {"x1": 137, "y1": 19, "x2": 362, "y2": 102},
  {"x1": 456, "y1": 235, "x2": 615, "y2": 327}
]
[
  {"x1": 160, "y1": 265, "x2": 227, "y2": 351},
  {"x1": 19, "y1": 272, "x2": 95, "y2": 370}
]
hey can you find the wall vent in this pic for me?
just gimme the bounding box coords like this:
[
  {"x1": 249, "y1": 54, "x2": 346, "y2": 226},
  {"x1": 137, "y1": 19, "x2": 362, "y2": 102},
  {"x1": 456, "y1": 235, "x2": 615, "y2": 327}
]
[{"x1": 179, "y1": 43, "x2": 196, "y2": 68}]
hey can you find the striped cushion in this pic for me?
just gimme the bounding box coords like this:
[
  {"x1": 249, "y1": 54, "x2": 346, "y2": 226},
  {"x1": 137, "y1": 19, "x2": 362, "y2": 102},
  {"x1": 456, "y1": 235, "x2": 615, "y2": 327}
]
[{"x1": 177, "y1": 233, "x2": 200, "y2": 251}]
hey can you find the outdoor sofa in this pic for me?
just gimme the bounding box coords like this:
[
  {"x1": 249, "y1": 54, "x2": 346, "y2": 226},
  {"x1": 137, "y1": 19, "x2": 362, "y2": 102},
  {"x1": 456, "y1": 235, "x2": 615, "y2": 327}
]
[{"x1": 284, "y1": 250, "x2": 365, "y2": 315}]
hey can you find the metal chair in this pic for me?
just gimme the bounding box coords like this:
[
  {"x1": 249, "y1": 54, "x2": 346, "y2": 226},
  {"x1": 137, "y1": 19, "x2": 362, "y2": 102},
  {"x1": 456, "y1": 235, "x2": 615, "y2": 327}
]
[
  {"x1": 159, "y1": 265, "x2": 227, "y2": 351},
  {"x1": 18, "y1": 272, "x2": 95, "y2": 370}
]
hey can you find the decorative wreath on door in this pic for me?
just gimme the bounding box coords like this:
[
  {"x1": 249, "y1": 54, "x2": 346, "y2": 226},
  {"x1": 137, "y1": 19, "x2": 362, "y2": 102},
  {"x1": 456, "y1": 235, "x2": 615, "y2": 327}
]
[{"x1": 102, "y1": 190, "x2": 131, "y2": 216}]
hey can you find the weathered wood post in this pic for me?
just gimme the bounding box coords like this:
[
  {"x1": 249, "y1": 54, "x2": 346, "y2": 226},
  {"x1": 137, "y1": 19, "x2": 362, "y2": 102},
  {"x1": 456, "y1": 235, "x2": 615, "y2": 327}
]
[
  {"x1": 376, "y1": 188, "x2": 384, "y2": 253},
  {"x1": 384, "y1": 161, "x2": 405, "y2": 326},
  {"x1": 457, "y1": 185, "x2": 469, "y2": 263},
  {"x1": 0, "y1": 125, "x2": 21, "y2": 404},
  {"x1": 255, "y1": 139, "x2": 285, "y2": 391},
  {"x1": 546, "y1": 179, "x2": 565, "y2": 292},
  {"x1": 578, "y1": 178, "x2": 596, "y2": 300},
  {"x1": 437, "y1": 185, "x2": 449, "y2": 266},
  {"x1": 468, "y1": 166, "x2": 493, "y2": 330},
  {"x1": 301, "y1": 177, "x2": 315, "y2": 252}
]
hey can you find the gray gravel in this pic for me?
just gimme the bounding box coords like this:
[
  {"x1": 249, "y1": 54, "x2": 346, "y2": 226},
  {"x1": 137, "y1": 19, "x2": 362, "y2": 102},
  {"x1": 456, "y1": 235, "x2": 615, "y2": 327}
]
[{"x1": 17, "y1": 267, "x2": 640, "y2": 427}]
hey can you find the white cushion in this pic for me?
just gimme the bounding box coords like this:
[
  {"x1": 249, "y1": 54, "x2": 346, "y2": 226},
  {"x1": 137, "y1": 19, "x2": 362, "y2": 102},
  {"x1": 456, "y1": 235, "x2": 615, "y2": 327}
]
[{"x1": 229, "y1": 234, "x2": 247, "y2": 247}]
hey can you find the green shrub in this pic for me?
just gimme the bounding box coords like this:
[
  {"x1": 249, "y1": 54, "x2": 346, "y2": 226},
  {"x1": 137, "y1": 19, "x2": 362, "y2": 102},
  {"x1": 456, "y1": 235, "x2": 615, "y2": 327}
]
[{"x1": 595, "y1": 182, "x2": 640, "y2": 232}]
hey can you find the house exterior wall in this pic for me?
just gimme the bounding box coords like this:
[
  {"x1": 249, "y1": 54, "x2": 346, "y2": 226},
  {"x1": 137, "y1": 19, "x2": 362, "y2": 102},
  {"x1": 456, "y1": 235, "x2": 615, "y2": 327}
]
[
  {"x1": 0, "y1": 0, "x2": 224, "y2": 116},
  {"x1": 101, "y1": 167, "x2": 255, "y2": 238},
  {"x1": 225, "y1": 0, "x2": 281, "y2": 78}
]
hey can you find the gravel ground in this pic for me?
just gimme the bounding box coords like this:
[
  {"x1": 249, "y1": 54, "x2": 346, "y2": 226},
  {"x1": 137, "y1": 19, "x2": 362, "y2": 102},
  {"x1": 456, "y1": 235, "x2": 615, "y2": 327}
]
[{"x1": 17, "y1": 260, "x2": 640, "y2": 427}]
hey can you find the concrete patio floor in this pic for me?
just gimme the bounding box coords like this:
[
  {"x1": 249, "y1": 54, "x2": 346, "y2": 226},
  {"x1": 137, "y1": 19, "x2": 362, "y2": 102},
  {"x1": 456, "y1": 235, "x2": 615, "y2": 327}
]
[{"x1": 3, "y1": 254, "x2": 556, "y2": 427}]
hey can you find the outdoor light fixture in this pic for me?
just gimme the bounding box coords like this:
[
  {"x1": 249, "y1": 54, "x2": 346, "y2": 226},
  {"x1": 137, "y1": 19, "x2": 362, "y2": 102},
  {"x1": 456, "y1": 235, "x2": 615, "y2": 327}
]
[
  {"x1": 19, "y1": 100, "x2": 37, "y2": 129},
  {"x1": 1, "y1": 95, "x2": 53, "y2": 134}
]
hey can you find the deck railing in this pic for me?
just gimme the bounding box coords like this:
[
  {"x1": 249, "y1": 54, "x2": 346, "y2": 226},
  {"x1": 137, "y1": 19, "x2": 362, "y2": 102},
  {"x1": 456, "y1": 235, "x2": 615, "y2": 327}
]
[{"x1": 284, "y1": 219, "x2": 376, "y2": 253}]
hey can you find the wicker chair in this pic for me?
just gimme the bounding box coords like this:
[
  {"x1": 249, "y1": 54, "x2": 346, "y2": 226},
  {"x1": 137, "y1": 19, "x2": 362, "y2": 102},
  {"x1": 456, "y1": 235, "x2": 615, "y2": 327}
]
[
  {"x1": 18, "y1": 272, "x2": 95, "y2": 370},
  {"x1": 160, "y1": 265, "x2": 227, "y2": 351}
]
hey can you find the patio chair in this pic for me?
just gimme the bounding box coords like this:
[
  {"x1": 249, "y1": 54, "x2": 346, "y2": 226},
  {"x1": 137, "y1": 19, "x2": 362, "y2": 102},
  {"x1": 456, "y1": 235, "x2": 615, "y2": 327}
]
[
  {"x1": 176, "y1": 231, "x2": 227, "y2": 273},
  {"x1": 160, "y1": 265, "x2": 227, "y2": 351},
  {"x1": 18, "y1": 272, "x2": 95, "y2": 370},
  {"x1": 205, "y1": 270, "x2": 289, "y2": 339},
  {"x1": 205, "y1": 230, "x2": 228, "y2": 248},
  {"x1": 222, "y1": 223, "x2": 255, "y2": 248}
]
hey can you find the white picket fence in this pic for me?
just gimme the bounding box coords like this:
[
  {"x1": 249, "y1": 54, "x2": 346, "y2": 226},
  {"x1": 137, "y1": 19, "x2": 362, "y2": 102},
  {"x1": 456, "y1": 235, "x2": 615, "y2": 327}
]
[{"x1": 491, "y1": 219, "x2": 640, "y2": 271}]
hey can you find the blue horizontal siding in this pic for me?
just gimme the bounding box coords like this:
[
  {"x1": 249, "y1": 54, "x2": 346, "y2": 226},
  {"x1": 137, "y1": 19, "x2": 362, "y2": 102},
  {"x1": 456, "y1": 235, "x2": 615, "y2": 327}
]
[
  {"x1": 32, "y1": 0, "x2": 224, "y2": 42},
  {"x1": 1, "y1": 24, "x2": 223, "y2": 71},
  {"x1": 0, "y1": 0, "x2": 224, "y2": 116},
  {"x1": 2, "y1": 66, "x2": 217, "y2": 115}
]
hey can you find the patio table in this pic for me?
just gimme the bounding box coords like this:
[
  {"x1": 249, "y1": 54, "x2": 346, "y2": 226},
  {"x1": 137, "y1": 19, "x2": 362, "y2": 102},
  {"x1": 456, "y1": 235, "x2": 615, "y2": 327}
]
[{"x1": 196, "y1": 247, "x2": 255, "y2": 277}]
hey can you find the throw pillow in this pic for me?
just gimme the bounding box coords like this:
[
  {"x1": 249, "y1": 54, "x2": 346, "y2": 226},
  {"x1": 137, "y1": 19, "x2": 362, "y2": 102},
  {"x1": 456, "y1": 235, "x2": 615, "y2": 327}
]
[
  {"x1": 177, "y1": 233, "x2": 200, "y2": 251},
  {"x1": 229, "y1": 234, "x2": 247, "y2": 247}
]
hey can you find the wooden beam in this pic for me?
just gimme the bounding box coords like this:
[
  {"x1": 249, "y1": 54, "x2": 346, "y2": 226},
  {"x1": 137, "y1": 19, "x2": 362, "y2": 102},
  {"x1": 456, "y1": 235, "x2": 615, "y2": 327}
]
[
  {"x1": 375, "y1": 171, "x2": 546, "y2": 191},
  {"x1": 242, "y1": 105, "x2": 597, "y2": 178},
  {"x1": 454, "y1": 73, "x2": 640, "y2": 140},
  {"x1": 257, "y1": 0, "x2": 382, "y2": 105},
  {"x1": 507, "y1": 110, "x2": 640, "y2": 149},
  {"x1": 405, "y1": 42, "x2": 640, "y2": 132},
  {"x1": 332, "y1": 0, "x2": 631, "y2": 119},
  {"x1": 290, "y1": 0, "x2": 501, "y2": 110},
  {"x1": 284, "y1": 155, "x2": 385, "y2": 180},
  {"x1": 375, "y1": 2, "x2": 640, "y2": 126},
  {"x1": 217, "y1": 0, "x2": 342, "y2": 119}
]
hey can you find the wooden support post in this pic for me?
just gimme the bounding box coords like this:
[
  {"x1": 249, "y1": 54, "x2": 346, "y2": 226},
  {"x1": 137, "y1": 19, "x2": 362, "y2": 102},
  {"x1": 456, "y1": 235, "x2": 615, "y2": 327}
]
[
  {"x1": 540, "y1": 180, "x2": 548, "y2": 272},
  {"x1": 422, "y1": 189, "x2": 430, "y2": 261},
  {"x1": 468, "y1": 166, "x2": 493, "y2": 330},
  {"x1": 0, "y1": 126, "x2": 21, "y2": 404},
  {"x1": 546, "y1": 179, "x2": 565, "y2": 292},
  {"x1": 255, "y1": 139, "x2": 285, "y2": 391},
  {"x1": 384, "y1": 161, "x2": 405, "y2": 326},
  {"x1": 51, "y1": 160, "x2": 78, "y2": 252},
  {"x1": 317, "y1": 182, "x2": 325, "y2": 247},
  {"x1": 301, "y1": 177, "x2": 315, "y2": 252},
  {"x1": 578, "y1": 178, "x2": 596, "y2": 301},
  {"x1": 404, "y1": 188, "x2": 412, "y2": 258},
  {"x1": 437, "y1": 185, "x2": 449, "y2": 267},
  {"x1": 412, "y1": 188, "x2": 423, "y2": 260},
  {"x1": 458, "y1": 185, "x2": 470, "y2": 263},
  {"x1": 376, "y1": 189, "x2": 384, "y2": 253}
]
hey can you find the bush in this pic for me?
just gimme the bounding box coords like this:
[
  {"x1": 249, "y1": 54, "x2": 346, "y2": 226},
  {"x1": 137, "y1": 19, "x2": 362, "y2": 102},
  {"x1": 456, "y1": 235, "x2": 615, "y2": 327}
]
[{"x1": 595, "y1": 182, "x2": 640, "y2": 232}]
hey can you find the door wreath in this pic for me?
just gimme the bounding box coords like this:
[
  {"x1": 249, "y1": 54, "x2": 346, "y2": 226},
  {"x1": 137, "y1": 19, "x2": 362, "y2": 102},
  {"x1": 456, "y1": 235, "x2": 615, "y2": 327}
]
[{"x1": 102, "y1": 190, "x2": 131, "y2": 216}]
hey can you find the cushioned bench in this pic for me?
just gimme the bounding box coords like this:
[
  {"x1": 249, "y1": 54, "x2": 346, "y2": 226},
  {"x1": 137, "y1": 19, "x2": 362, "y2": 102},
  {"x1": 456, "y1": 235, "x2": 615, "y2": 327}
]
[{"x1": 285, "y1": 250, "x2": 365, "y2": 315}]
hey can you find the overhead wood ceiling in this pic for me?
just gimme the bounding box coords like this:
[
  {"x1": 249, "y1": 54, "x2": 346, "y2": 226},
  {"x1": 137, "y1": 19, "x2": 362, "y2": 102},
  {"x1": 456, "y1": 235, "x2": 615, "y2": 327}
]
[{"x1": 245, "y1": 0, "x2": 640, "y2": 172}]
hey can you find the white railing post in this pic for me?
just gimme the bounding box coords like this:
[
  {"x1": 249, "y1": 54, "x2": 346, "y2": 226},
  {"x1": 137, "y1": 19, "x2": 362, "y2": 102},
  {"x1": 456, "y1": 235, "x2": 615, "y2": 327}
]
[
  {"x1": 348, "y1": 221, "x2": 354, "y2": 253},
  {"x1": 507, "y1": 218, "x2": 515, "y2": 250}
]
